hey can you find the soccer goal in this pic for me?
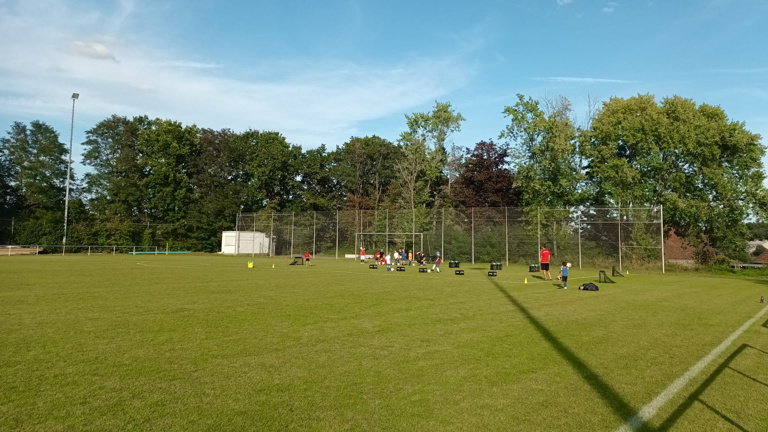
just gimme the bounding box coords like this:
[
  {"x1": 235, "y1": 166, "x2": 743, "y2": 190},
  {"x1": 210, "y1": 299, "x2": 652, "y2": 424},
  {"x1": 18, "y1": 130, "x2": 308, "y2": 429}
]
[{"x1": 355, "y1": 232, "x2": 424, "y2": 259}]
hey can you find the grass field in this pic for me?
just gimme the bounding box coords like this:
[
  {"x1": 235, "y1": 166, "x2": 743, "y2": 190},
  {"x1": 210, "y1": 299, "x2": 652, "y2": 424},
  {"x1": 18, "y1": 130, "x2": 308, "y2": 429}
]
[{"x1": 1, "y1": 254, "x2": 767, "y2": 431}]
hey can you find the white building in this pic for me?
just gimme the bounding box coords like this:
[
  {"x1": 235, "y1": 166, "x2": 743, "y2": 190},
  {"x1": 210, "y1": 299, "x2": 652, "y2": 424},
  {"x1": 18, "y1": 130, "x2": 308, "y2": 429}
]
[{"x1": 220, "y1": 231, "x2": 272, "y2": 255}]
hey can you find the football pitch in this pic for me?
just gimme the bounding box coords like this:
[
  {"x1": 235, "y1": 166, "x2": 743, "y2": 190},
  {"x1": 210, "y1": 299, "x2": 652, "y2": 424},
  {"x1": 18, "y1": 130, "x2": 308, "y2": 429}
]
[{"x1": 1, "y1": 255, "x2": 767, "y2": 431}]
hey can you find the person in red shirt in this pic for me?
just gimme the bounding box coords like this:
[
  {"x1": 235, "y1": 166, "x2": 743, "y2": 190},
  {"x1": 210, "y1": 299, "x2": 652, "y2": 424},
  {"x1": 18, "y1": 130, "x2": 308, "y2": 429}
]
[
  {"x1": 540, "y1": 245, "x2": 551, "y2": 281},
  {"x1": 304, "y1": 251, "x2": 311, "y2": 266}
]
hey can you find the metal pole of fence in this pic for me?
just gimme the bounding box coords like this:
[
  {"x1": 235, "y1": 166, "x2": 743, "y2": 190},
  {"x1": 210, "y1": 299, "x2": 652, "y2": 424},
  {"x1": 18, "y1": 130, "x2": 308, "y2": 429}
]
[
  {"x1": 618, "y1": 207, "x2": 622, "y2": 272},
  {"x1": 313, "y1": 211, "x2": 316, "y2": 259},
  {"x1": 291, "y1": 212, "x2": 295, "y2": 258},
  {"x1": 660, "y1": 205, "x2": 665, "y2": 274},
  {"x1": 386, "y1": 209, "x2": 389, "y2": 255},
  {"x1": 235, "y1": 212, "x2": 241, "y2": 256},
  {"x1": 505, "y1": 207, "x2": 509, "y2": 266},
  {"x1": 133, "y1": 246, "x2": 136, "y2": 255},
  {"x1": 471, "y1": 207, "x2": 475, "y2": 265},
  {"x1": 412, "y1": 207, "x2": 415, "y2": 255},
  {"x1": 336, "y1": 210, "x2": 339, "y2": 259},
  {"x1": 537, "y1": 207, "x2": 541, "y2": 253},
  {"x1": 113, "y1": 246, "x2": 115, "y2": 255},
  {"x1": 88, "y1": 246, "x2": 91, "y2": 255},
  {"x1": 578, "y1": 207, "x2": 582, "y2": 269},
  {"x1": 270, "y1": 212, "x2": 274, "y2": 257},
  {"x1": 441, "y1": 208, "x2": 445, "y2": 258},
  {"x1": 252, "y1": 215, "x2": 256, "y2": 258}
]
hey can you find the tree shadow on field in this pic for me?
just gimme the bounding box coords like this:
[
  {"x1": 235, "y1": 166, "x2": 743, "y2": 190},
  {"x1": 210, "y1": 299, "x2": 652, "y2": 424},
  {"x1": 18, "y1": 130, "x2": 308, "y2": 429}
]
[
  {"x1": 656, "y1": 344, "x2": 768, "y2": 431},
  {"x1": 488, "y1": 279, "x2": 638, "y2": 422}
]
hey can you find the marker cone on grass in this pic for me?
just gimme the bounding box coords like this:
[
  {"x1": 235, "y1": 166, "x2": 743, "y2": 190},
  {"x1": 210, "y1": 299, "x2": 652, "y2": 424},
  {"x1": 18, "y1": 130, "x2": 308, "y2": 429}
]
[
  {"x1": 524, "y1": 278, "x2": 528, "y2": 284},
  {"x1": 627, "y1": 270, "x2": 629, "y2": 275},
  {"x1": 272, "y1": 264, "x2": 275, "y2": 269}
]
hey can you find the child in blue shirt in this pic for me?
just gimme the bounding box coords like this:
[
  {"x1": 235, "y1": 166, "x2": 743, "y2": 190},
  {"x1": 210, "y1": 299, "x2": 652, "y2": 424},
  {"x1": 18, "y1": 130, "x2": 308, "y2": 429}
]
[{"x1": 559, "y1": 262, "x2": 569, "y2": 289}]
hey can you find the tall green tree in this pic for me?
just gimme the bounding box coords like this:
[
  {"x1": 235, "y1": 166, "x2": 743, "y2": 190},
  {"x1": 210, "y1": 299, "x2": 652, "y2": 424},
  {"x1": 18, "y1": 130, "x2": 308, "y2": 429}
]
[
  {"x1": 333, "y1": 136, "x2": 399, "y2": 209},
  {"x1": 0, "y1": 121, "x2": 73, "y2": 245},
  {"x1": 237, "y1": 130, "x2": 302, "y2": 211},
  {"x1": 400, "y1": 101, "x2": 465, "y2": 208},
  {"x1": 295, "y1": 144, "x2": 343, "y2": 211},
  {"x1": 186, "y1": 128, "x2": 250, "y2": 251},
  {"x1": 137, "y1": 119, "x2": 199, "y2": 248},
  {"x1": 500, "y1": 94, "x2": 582, "y2": 207},
  {"x1": 581, "y1": 94, "x2": 768, "y2": 256},
  {"x1": 81, "y1": 115, "x2": 151, "y2": 245}
]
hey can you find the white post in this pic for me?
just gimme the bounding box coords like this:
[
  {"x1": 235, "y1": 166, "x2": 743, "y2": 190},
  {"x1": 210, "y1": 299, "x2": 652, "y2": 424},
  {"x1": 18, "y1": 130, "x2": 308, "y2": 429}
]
[
  {"x1": 537, "y1": 207, "x2": 541, "y2": 253},
  {"x1": 270, "y1": 212, "x2": 274, "y2": 257},
  {"x1": 578, "y1": 207, "x2": 582, "y2": 269},
  {"x1": 660, "y1": 205, "x2": 665, "y2": 274},
  {"x1": 63, "y1": 94, "x2": 78, "y2": 256},
  {"x1": 335, "y1": 210, "x2": 339, "y2": 259},
  {"x1": 618, "y1": 207, "x2": 622, "y2": 272},
  {"x1": 235, "y1": 212, "x2": 241, "y2": 256},
  {"x1": 252, "y1": 214, "x2": 256, "y2": 258},
  {"x1": 88, "y1": 246, "x2": 91, "y2": 255},
  {"x1": 471, "y1": 207, "x2": 475, "y2": 265},
  {"x1": 113, "y1": 246, "x2": 116, "y2": 255},
  {"x1": 313, "y1": 211, "x2": 316, "y2": 258},
  {"x1": 505, "y1": 207, "x2": 509, "y2": 266},
  {"x1": 386, "y1": 209, "x2": 389, "y2": 255},
  {"x1": 441, "y1": 208, "x2": 445, "y2": 257},
  {"x1": 291, "y1": 212, "x2": 295, "y2": 257}
]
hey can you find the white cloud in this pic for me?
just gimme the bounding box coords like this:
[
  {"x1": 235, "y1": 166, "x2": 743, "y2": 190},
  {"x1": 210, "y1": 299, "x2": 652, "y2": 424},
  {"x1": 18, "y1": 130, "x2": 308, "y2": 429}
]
[
  {"x1": 602, "y1": 2, "x2": 618, "y2": 13},
  {"x1": 0, "y1": 0, "x2": 471, "y2": 148},
  {"x1": 534, "y1": 76, "x2": 636, "y2": 84},
  {"x1": 69, "y1": 41, "x2": 118, "y2": 61},
  {"x1": 557, "y1": 0, "x2": 574, "y2": 5}
]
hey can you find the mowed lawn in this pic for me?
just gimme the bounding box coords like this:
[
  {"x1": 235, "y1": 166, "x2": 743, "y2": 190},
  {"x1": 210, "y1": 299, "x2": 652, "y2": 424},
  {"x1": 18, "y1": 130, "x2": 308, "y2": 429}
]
[{"x1": 1, "y1": 255, "x2": 767, "y2": 431}]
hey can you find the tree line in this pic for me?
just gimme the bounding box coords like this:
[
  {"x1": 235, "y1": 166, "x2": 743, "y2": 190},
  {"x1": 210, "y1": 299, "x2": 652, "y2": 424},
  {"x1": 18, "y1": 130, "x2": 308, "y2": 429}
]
[{"x1": 1, "y1": 94, "x2": 765, "y2": 257}]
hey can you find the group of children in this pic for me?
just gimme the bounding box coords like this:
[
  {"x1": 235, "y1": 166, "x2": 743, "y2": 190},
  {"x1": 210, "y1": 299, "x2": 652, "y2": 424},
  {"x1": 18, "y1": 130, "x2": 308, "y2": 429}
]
[{"x1": 362, "y1": 247, "x2": 441, "y2": 272}]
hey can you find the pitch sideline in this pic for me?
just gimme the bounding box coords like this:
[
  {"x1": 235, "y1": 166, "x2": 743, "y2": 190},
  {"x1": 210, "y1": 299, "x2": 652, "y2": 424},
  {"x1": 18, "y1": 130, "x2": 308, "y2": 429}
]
[{"x1": 613, "y1": 302, "x2": 768, "y2": 432}]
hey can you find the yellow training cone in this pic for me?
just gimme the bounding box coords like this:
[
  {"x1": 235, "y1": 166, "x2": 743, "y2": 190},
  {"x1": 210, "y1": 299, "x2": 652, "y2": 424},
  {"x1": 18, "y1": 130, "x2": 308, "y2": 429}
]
[
  {"x1": 272, "y1": 264, "x2": 275, "y2": 269},
  {"x1": 626, "y1": 270, "x2": 629, "y2": 275},
  {"x1": 524, "y1": 278, "x2": 528, "y2": 284},
  {"x1": 248, "y1": 261, "x2": 253, "y2": 269}
]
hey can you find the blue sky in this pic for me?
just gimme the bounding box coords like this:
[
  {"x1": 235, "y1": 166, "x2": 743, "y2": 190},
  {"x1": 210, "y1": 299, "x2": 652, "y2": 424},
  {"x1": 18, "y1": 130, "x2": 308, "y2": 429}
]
[{"x1": 1, "y1": 0, "x2": 767, "y2": 177}]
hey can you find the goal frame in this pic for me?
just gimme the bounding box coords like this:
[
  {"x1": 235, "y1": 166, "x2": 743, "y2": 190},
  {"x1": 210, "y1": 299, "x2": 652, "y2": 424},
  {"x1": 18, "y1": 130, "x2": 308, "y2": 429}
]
[{"x1": 355, "y1": 232, "x2": 424, "y2": 258}]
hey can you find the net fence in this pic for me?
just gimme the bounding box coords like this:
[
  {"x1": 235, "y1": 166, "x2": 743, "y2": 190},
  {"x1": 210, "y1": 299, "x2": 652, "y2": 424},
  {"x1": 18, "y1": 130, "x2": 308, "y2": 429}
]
[{"x1": 234, "y1": 207, "x2": 664, "y2": 270}]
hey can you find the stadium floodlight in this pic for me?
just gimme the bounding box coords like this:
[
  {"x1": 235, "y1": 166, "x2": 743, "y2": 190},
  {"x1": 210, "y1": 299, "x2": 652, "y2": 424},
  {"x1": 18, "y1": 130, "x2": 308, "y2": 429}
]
[{"x1": 62, "y1": 93, "x2": 79, "y2": 255}]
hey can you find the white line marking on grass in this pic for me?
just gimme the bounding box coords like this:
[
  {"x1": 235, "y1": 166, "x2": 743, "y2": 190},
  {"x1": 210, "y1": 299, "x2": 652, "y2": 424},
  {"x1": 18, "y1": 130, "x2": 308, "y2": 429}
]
[{"x1": 613, "y1": 303, "x2": 768, "y2": 432}]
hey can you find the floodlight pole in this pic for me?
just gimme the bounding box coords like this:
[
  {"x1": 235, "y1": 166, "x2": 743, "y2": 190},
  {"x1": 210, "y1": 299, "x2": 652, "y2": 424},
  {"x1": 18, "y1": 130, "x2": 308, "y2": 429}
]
[{"x1": 63, "y1": 93, "x2": 79, "y2": 255}]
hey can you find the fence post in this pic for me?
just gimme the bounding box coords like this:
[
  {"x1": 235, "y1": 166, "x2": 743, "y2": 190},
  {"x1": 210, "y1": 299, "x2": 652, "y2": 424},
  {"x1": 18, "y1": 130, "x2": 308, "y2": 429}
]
[
  {"x1": 471, "y1": 207, "x2": 475, "y2": 265},
  {"x1": 412, "y1": 208, "x2": 416, "y2": 255},
  {"x1": 133, "y1": 246, "x2": 136, "y2": 255},
  {"x1": 578, "y1": 207, "x2": 582, "y2": 269},
  {"x1": 270, "y1": 212, "x2": 274, "y2": 257},
  {"x1": 291, "y1": 212, "x2": 295, "y2": 258},
  {"x1": 88, "y1": 246, "x2": 91, "y2": 255},
  {"x1": 505, "y1": 207, "x2": 509, "y2": 266},
  {"x1": 618, "y1": 207, "x2": 622, "y2": 272},
  {"x1": 235, "y1": 212, "x2": 240, "y2": 256},
  {"x1": 313, "y1": 211, "x2": 316, "y2": 258},
  {"x1": 386, "y1": 209, "x2": 389, "y2": 255},
  {"x1": 252, "y1": 215, "x2": 256, "y2": 257},
  {"x1": 113, "y1": 246, "x2": 116, "y2": 255},
  {"x1": 336, "y1": 210, "x2": 339, "y2": 259},
  {"x1": 441, "y1": 208, "x2": 445, "y2": 258},
  {"x1": 660, "y1": 205, "x2": 665, "y2": 274},
  {"x1": 537, "y1": 207, "x2": 541, "y2": 253}
]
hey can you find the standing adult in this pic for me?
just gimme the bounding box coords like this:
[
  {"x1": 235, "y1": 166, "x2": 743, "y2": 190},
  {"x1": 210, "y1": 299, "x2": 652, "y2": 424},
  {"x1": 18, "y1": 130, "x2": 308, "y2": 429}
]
[
  {"x1": 304, "y1": 250, "x2": 311, "y2": 266},
  {"x1": 540, "y1": 245, "x2": 551, "y2": 280}
]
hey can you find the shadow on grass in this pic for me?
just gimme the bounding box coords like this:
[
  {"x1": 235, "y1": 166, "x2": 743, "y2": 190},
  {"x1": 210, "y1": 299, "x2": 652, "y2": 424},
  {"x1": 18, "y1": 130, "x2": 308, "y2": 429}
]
[
  {"x1": 763, "y1": 318, "x2": 767, "y2": 329},
  {"x1": 488, "y1": 279, "x2": 638, "y2": 422},
  {"x1": 656, "y1": 344, "x2": 768, "y2": 431}
]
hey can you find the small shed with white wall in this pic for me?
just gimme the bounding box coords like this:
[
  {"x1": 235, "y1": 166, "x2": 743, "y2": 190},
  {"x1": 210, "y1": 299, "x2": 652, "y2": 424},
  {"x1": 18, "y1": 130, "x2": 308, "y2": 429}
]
[{"x1": 221, "y1": 231, "x2": 272, "y2": 255}]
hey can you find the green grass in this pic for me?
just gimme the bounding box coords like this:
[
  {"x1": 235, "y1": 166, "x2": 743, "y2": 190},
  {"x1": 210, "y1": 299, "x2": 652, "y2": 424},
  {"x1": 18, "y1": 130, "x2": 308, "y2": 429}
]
[{"x1": 1, "y1": 255, "x2": 767, "y2": 431}]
